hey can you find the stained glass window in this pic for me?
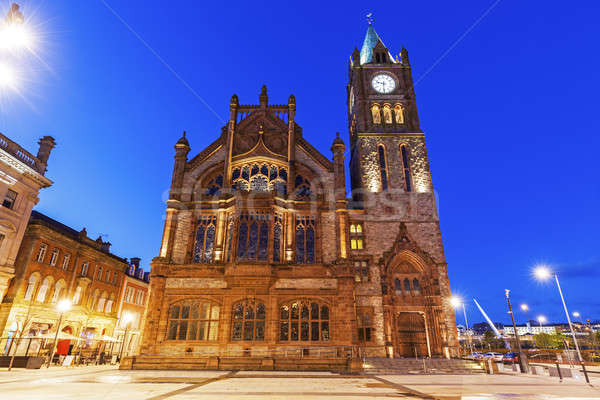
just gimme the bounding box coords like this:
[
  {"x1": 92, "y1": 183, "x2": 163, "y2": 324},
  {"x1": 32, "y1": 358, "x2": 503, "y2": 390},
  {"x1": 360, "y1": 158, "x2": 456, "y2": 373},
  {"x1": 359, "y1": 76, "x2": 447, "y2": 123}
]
[
  {"x1": 273, "y1": 215, "x2": 282, "y2": 263},
  {"x1": 166, "y1": 300, "x2": 220, "y2": 341},
  {"x1": 295, "y1": 216, "x2": 315, "y2": 264},
  {"x1": 231, "y1": 163, "x2": 287, "y2": 194},
  {"x1": 401, "y1": 145, "x2": 412, "y2": 192},
  {"x1": 231, "y1": 300, "x2": 265, "y2": 341},
  {"x1": 205, "y1": 175, "x2": 223, "y2": 196},
  {"x1": 193, "y1": 216, "x2": 217, "y2": 264},
  {"x1": 412, "y1": 278, "x2": 421, "y2": 295},
  {"x1": 280, "y1": 301, "x2": 329, "y2": 342},
  {"x1": 378, "y1": 145, "x2": 388, "y2": 191},
  {"x1": 237, "y1": 213, "x2": 270, "y2": 262},
  {"x1": 225, "y1": 219, "x2": 234, "y2": 263},
  {"x1": 294, "y1": 175, "x2": 312, "y2": 199}
]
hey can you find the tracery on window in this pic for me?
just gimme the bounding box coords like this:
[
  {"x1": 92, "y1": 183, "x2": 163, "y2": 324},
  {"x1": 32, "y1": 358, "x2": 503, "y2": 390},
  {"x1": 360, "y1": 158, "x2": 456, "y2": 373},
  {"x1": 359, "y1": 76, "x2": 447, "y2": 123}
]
[
  {"x1": 231, "y1": 300, "x2": 265, "y2": 341},
  {"x1": 378, "y1": 145, "x2": 388, "y2": 191},
  {"x1": 371, "y1": 104, "x2": 381, "y2": 124},
  {"x1": 167, "y1": 300, "x2": 220, "y2": 341},
  {"x1": 273, "y1": 214, "x2": 282, "y2": 263},
  {"x1": 231, "y1": 163, "x2": 287, "y2": 195},
  {"x1": 350, "y1": 223, "x2": 364, "y2": 250},
  {"x1": 237, "y1": 213, "x2": 269, "y2": 261},
  {"x1": 204, "y1": 175, "x2": 223, "y2": 196},
  {"x1": 279, "y1": 300, "x2": 329, "y2": 342},
  {"x1": 294, "y1": 175, "x2": 312, "y2": 199},
  {"x1": 193, "y1": 215, "x2": 217, "y2": 264},
  {"x1": 383, "y1": 104, "x2": 393, "y2": 124},
  {"x1": 400, "y1": 145, "x2": 412, "y2": 192},
  {"x1": 295, "y1": 216, "x2": 315, "y2": 264}
]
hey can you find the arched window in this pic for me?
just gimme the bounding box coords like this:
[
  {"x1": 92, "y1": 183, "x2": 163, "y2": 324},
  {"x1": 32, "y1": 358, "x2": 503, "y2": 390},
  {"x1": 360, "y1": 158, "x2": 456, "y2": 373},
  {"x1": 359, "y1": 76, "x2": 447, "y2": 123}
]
[
  {"x1": 371, "y1": 104, "x2": 381, "y2": 124},
  {"x1": 294, "y1": 175, "x2": 312, "y2": 199},
  {"x1": 204, "y1": 175, "x2": 223, "y2": 196},
  {"x1": 167, "y1": 300, "x2": 220, "y2": 341},
  {"x1": 404, "y1": 278, "x2": 411, "y2": 294},
  {"x1": 237, "y1": 213, "x2": 269, "y2": 261},
  {"x1": 383, "y1": 104, "x2": 393, "y2": 124},
  {"x1": 72, "y1": 286, "x2": 83, "y2": 305},
  {"x1": 231, "y1": 163, "x2": 287, "y2": 194},
  {"x1": 295, "y1": 216, "x2": 315, "y2": 264},
  {"x1": 97, "y1": 297, "x2": 106, "y2": 312},
  {"x1": 225, "y1": 218, "x2": 234, "y2": 263},
  {"x1": 394, "y1": 278, "x2": 402, "y2": 292},
  {"x1": 24, "y1": 275, "x2": 38, "y2": 300},
  {"x1": 231, "y1": 300, "x2": 265, "y2": 341},
  {"x1": 412, "y1": 278, "x2": 421, "y2": 295},
  {"x1": 280, "y1": 301, "x2": 329, "y2": 341},
  {"x1": 193, "y1": 216, "x2": 217, "y2": 263},
  {"x1": 50, "y1": 248, "x2": 59, "y2": 266},
  {"x1": 51, "y1": 280, "x2": 65, "y2": 304},
  {"x1": 36, "y1": 244, "x2": 47, "y2": 263},
  {"x1": 105, "y1": 300, "x2": 113, "y2": 313},
  {"x1": 273, "y1": 215, "x2": 282, "y2": 263},
  {"x1": 36, "y1": 277, "x2": 51, "y2": 303},
  {"x1": 394, "y1": 104, "x2": 404, "y2": 124},
  {"x1": 350, "y1": 223, "x2": 364, "y2": 250},
  {"x1": 400, "y1": 145, "x2": 412, "y2": 192},
  {"x1": 378, "y1": 145, "x2": 388, "y2": 191}
]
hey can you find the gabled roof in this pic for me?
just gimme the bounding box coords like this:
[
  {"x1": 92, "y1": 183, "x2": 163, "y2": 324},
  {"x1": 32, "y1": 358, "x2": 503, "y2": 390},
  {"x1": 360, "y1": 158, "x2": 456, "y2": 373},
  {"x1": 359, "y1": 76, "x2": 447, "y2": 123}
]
[{"x1": 359, "y1": 23, "x2": 396, "y2": 65}]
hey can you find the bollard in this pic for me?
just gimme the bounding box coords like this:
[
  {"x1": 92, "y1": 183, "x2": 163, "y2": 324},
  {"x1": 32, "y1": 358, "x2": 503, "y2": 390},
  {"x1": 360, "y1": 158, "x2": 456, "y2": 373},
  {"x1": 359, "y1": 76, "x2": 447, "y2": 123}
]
[
  {"x1": 556, "y1": 362, "x2": 563, "y2": 382},
  {"x1": 580, "y1": 362, "x2": 590, "y2": 385}
]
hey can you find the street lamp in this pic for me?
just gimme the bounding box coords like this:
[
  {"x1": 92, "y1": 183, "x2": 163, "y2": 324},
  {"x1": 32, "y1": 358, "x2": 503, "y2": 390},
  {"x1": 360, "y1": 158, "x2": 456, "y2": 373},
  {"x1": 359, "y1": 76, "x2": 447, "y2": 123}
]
[
  {"x1": 537, "y1": 315, "x2": 547, "y2": 328},
  {"x1": 450, "y1": 296, "x2": 473, "y2": 354},
  {"x1": 520, "y1": 304, "x2": 529, "y2": 312},
  {"x1": 46, "y1": 299, "x2": 71, "y2": 368},
  {"x1": 533, "y1": 264, "x2": 590, "y2": 384},
  {"x1": 119, "y1": 312, "x2": 133, "y2": 363}
]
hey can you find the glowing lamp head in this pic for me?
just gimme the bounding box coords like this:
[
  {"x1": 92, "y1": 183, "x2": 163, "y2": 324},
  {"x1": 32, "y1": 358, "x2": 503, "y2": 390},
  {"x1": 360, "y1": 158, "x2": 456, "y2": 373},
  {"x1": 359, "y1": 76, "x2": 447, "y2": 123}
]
[
  {"x1": 57, "y1": 299, "x2": 72, "y2": 313},
  {"x1": 573, "y1": 312, "x2": 580, "y2": 318},
  {"x1": 520, "y1": 304, "x2": 529, "y2": 312},
  {"x1": 450, "y1": 296, "x2": 463, "y2": 309},
  {"x1": 533, "y1": 265, "x2": 552, "y2": 281},
  {"x1": 122, "y1": 312, "x2": 134, "y2": 325},
  {"x1": 537, "y1": 315, "x2": 547, "y2": 324},
  {"x1": 0, "y1": 23, "x2": 33, "y2": 50}
]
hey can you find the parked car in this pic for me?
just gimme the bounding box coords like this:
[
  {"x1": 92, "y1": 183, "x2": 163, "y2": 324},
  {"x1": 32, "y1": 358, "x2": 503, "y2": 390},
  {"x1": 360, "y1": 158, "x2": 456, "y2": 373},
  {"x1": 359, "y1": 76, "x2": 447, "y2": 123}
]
[
  {"x1": 502, "y1": 352, "x2": 519, "y2": 363},
  {"x1": 484, "y1": 352, "x2": 504, "y2": 361},
  {"x1": 465, "y1": 352, "x2": 484, "y2": 360}
]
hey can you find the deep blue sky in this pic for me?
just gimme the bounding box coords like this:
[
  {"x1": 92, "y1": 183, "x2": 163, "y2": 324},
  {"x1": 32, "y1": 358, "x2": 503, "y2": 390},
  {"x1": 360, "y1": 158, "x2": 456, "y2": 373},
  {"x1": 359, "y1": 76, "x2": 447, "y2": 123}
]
[{"x1": 5, "y1": 1, "x2": 599, "y2": 325}]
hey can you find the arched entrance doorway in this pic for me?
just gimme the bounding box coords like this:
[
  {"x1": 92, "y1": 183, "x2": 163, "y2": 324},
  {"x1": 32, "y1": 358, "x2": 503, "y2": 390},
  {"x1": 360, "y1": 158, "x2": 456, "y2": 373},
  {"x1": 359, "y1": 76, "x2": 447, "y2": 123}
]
[{"x1": 394, "y1": 312, "x2": 429, "y2": 358}]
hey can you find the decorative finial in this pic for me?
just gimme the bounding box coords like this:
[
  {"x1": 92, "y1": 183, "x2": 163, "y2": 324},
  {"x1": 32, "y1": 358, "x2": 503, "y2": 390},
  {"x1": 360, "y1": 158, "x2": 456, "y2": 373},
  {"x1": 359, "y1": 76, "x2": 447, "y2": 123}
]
[
  {"x1": 183, "y1": 130, "x2": 186, "y2": 138},
  {"x1": 367, "y1": 13, "x2": 373, "y2": 25}
]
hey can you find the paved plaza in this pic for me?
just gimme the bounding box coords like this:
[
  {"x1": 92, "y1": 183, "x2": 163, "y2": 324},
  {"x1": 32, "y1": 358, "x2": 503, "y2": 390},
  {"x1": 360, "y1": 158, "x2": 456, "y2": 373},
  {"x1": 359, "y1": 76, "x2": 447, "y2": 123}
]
[{"x1": 1, "y1": 365, "x2": 599, "y2": 399}]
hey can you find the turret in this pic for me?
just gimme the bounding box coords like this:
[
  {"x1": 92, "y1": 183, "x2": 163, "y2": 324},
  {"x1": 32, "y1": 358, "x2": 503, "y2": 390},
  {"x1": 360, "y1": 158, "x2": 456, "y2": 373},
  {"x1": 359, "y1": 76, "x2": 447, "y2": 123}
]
[
  {"x1": 331, "y1": 132, "x2": 346, "y2": 201},
  {"x1": 259, "y1": 84, "x2": 268, "y2": 108},
  {"x1": 36, "y1": 136, "x2": 56, "y2": 174},
  {"x1": 170, "y1": 131, "x2": 190, "y2": 200}
]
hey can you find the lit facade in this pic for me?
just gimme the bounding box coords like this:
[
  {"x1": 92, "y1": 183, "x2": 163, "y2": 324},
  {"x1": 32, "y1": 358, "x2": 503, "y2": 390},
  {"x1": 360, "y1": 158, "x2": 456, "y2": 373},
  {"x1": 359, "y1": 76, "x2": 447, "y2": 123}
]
[{"x1": 137, "y1": 24, "x2": 458, "y2": 369}]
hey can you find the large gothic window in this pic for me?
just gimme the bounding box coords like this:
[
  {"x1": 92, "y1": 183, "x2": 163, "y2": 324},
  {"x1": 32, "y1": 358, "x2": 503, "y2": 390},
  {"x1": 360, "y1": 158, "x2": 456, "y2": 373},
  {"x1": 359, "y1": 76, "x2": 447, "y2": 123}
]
[
  {"x1": 371, "y1": 104, "x2": 381, "y2": 124},
  {"x1": 237, "y1": 213, "x2": 269, "y2": 261},
  {"x1": 394, "y1": 104, "x2": 404, "y2": 124},
  {"x1": 294, "y1": 175, "x2": 312, "y2": 199},
  {"x1": 232, "y1": 300, "x2": 265, "y2": 341},
  {"x1": 273, "y1": 215, "x2": 282, "y2": 263},
  {"x1": 378, "y1": 145, "x2": 389, "y2": 191},
  {"x1": 400, "y1": 145, "x2": 412, "y2": 192},
  {"x1": 295, "y1": 216, "x2": 315, "y2": 264},
  {"x1": 279, "y1": 301, "x2": 330, "y2": 342},
  {"x1": 167, "y1": 300, "x2": 220, "y2": 341},
  {"x1": 193, "y1": 216, "x2": 217, "y2": 263},
  {"x1": 205, "y1": 175, "x2": 223, "y2": 196},
  {"x1": 231, "y1": 163, "x2": 287, "y2": 195}
]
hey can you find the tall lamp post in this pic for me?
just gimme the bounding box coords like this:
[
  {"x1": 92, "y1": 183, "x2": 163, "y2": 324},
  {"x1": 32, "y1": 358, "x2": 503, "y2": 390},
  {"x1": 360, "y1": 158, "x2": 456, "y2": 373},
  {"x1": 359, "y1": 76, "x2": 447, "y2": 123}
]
[
  {"x1": 450, "y1": 296, "x2": 473, "y2": 354},
  {"x1": 46, "y1": 299, "x2": 71, "y2": 368},
  {"x1": 118, "y1": 313, "x2": 133, "y2": 363},
  {"x1": 537, "y1": 315, "x2": 547, "y2": 329},
  {"x1": 505, "y1": 289, "x2": 529, "y2": 373},
  {"x1": 533, "y1": 265, "x2": 590, "y2": 384}
]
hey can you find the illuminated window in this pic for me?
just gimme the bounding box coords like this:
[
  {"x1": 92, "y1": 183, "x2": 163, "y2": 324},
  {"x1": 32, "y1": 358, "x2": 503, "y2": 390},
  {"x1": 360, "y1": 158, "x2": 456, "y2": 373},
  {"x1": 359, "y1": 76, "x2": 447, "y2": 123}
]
[
  {"x1": 72, "y1": 286, "x2": 83, "y2": 305},
  {"x1": 225, "y1": 218, "x2": 234, "y2": 263},
  {"x1": 237, "y1": 213, "x2": 269, "y2": 262},
  {"x1": 383, "y1": 104, "x2": 393, "y2": 124},
  {"x1": 357, "y1": 307, "x2": 374, "y2": 342},
  {"x1": 231, "y1": 300, "x2": 265, "y2": 341},
  {"x1": 273, "y1": 215, "x2": 282, "y2": 263},
  {"x1": 81, "y1": 262, "x2": 89, "y2": 276},
  {"x1": 51, "y1": 280, "x2": 65, "y2": 304},
  {"x1": 371, "y1": 104, "x2": 381, "y2": 124},
  {"x1": 167, "y1": 300, "x2": 220, "y2": 341},
  {"x1": 24, "y1": 275, "x2": 38, "y2": 300},
  {"x1": 394, "y1": 104, "x2": 404, "y2": 124},
  {"x1": 193, "y1": 215, "x2": 217, "y2": 264},
  {"x1": 400, "y1": 145, "x2": 412, "y2": 192},
  {"x1": 353, "y1": 260, "x2": 369, "y2": 282},
  {"x1": 231, "y1": 163, "x2": 287, "y2": 194},
  {"x1": 280, "y1": 301, "x2": 329, "y2": 342},
  {"x1": 378, "y1": 145, "x2": 388, "y2": 191},
  {"x1": 36, "y1": 277, "x2": 51, "y2": 303},
  {"x1": 350, "y1": 223, "x2": 364, "y2": 250},
  {"x1": 62, "y1": 254, "x2": 71, "y2": 270},
  {"x1": 295, "y1": 216, "x2": 315, "y2": 264},
  {"x1": 96, "y1": 266, "x2": 103, "y2": 280}
]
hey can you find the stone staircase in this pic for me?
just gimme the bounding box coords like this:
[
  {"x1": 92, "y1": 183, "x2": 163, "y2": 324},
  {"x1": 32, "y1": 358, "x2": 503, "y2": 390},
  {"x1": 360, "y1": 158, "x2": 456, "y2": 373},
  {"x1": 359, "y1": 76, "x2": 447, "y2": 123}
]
[{"x1": 362, "y1": 358, "x2": 485, "y2": 374}]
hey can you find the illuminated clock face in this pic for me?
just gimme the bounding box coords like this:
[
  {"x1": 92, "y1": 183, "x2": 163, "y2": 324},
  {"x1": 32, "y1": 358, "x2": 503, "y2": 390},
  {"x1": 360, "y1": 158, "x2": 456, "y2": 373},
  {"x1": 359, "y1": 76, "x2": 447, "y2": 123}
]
[{"x1": 371, "y1": 74, "x2": 396, "y2": 94}]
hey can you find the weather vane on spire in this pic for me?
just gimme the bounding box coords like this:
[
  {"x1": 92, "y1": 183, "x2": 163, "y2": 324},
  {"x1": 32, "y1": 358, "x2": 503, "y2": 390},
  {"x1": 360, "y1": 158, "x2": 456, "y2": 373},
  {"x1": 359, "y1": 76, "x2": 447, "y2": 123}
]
[{"x1": 366, "y1": 13, "x2": 373, "y2": 25}]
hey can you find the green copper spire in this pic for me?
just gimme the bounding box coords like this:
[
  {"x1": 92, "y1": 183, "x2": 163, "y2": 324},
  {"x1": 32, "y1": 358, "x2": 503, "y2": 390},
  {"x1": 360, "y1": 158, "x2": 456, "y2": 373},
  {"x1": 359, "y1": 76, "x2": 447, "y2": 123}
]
[{"x1": 359, "y1": 23, "x2": 396, "y2": 65}]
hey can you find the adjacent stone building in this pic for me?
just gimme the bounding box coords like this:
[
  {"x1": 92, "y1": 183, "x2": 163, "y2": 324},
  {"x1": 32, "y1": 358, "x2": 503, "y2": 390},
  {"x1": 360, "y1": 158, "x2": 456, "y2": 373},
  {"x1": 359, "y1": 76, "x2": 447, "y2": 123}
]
[
  {"x1": 0, "y1": 134, "x2": 55, "y2": 302},
  {"x1": 137, "y1": 23, "x2": 458, "y2": 369},
  {"x1": 0, "y1": 211, "x2": 137, "y2": 356}
]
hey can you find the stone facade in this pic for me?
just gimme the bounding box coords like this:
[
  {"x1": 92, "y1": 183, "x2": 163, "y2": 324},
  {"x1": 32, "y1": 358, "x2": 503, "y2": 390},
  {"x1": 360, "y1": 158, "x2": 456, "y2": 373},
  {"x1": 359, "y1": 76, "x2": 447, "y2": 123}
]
[
  {"x1": 139, "y1": 24, "x2": 459, "y2": 366},
  {"x1": 0, "y1": 134, "x2": 54, "y2": 302}
]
